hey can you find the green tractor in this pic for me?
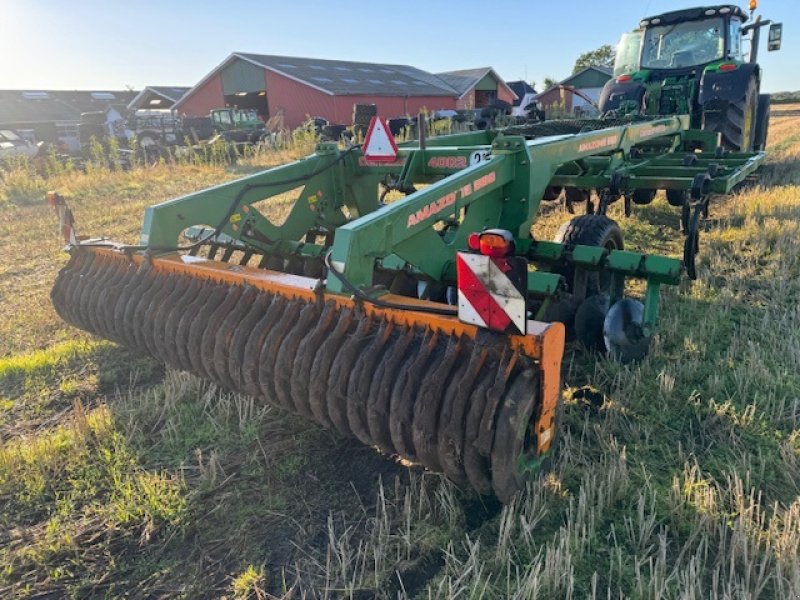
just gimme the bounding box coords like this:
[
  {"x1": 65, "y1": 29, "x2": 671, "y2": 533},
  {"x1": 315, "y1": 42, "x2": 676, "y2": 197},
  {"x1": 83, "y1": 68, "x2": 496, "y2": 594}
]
[
  {"x1": 599, "y1": 3, "x2": 783, "y2": 151},
  {"x1": 210, "y1": 108, "x2": 266, "y2": 143}
]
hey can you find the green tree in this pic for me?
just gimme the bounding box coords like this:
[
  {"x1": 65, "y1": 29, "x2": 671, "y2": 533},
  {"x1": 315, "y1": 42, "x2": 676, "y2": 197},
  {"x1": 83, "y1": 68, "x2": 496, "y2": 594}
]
[
  {"x1": 573, "y1": 44, "x2": 616, "y2": 73},
  {"x1": 543, "y1": 76, "x2": 558, "y2": 90}
]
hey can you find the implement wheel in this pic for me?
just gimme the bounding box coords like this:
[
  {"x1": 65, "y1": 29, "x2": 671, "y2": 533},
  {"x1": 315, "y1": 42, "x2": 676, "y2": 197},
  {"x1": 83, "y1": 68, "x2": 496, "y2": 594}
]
[
  {"x1": 554, "y1": 214, "x2": 623, "y2": 295},
  {"x1": 553, "y1": 215, "x2": 623, "y2": 350}
]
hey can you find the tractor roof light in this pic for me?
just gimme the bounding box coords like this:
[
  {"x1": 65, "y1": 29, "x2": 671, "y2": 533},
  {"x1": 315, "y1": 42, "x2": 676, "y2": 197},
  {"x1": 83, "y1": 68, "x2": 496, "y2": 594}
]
[
  {"x1": 750, "y1": 0, "x2": 758, "y2": 10},
  {"x1": 720, "y1": 7, "x2": 731, "y2": 13},
  {"x1": 475, "y1": 229, "x2": 515, "y2": 258},
  {"x1": 705, "y1": 9, "x2": 717, "y2": 15}
]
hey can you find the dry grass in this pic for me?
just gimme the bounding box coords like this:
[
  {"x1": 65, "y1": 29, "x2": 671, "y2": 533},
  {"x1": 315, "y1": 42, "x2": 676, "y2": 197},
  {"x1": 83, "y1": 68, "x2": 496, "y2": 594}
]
[{"x1": 1, "y1": 107, "x2": 800, "y2": 598}]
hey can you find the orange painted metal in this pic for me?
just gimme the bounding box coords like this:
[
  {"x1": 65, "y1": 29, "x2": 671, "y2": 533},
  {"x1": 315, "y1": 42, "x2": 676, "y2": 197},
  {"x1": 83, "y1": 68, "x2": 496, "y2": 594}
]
[{"x1": 88, "y1": 246, "x2": 565, "y2": 453}]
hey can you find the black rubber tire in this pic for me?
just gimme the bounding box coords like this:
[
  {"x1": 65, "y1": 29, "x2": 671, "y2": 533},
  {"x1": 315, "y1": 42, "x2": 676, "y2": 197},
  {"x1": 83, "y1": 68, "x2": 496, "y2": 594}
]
[
  {"x1": 631, "y1": 189, "x2": 656, "y2": 205},
  {"x1": 753, "y1": 93, "x2": 771, "y2": 152},
  {"x1": 490, "y1": 369, "x2": 541, "y2": 502},
  {"x1": 666, "y1": 189, "x2": 686, "y2": 207},
  {"x1": 553, "y1": 214, "x2": 624, "y2": 295},
  {"x1": 702, "y1": 76, "x2": 758, "y2": 152}
]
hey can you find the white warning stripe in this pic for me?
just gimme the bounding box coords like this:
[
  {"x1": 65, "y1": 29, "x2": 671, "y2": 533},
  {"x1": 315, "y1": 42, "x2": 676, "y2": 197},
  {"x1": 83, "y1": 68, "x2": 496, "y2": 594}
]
[
  {"x1": 457, "y1": 253, "x2": 527, "y2": 334},
  {"x1": 456, "y1": 289, "x2": 488, "y2": 328},
  {"x1": 485, "y1": 258, "x2": 526, "y2": 334}
]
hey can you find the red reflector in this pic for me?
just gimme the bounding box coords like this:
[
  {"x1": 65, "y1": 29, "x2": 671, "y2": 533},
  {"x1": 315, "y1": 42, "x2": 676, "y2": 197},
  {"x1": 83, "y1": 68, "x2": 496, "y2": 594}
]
[
  {"x1": 617, "y1": 74, "x2": 632, "y2": 83},
  {"x1": 719, "y1": 63, "x2": 737, "y2": 71},
  {"x1": 467, "y1": 232, "x2": 481, "y2": 251},
  {"x1": 479, "y1": 233, "x2": 513, "y2": 258}
]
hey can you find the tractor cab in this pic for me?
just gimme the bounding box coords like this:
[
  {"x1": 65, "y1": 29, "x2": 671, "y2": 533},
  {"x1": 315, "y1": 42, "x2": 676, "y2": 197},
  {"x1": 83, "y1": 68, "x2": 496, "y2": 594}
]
[
  {"x1": 210, "y1": 108, "x2": 264, "y2": 131},
  {"x1": 600, "y1": 3, "x2": 783, "y2": 151}
]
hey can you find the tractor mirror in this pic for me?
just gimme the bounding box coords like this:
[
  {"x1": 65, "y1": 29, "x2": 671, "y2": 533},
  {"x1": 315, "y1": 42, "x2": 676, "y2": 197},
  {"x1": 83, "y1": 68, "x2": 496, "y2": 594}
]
[{"x1": 768, "y1": 23, "x2": 782, "y2": 51}]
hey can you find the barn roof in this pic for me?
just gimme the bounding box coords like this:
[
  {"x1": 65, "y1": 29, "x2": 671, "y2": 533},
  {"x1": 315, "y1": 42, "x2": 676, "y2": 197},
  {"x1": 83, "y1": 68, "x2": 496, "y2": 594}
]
[
  {"x1": 127, "y1": 86, "x2": 191, "y2": 110},
  {"x1": 236, "y1": 53, "x2": 459, "y2": 96},
  {"x1": 0, "y1": 90, "x2": 138, "y2": 125},
  {"x1": 435, "y1": 67, "x2": 517, "y2": 100},
  {"x1": 506, "y1": 81, "x2": 537, "y2": 105}
]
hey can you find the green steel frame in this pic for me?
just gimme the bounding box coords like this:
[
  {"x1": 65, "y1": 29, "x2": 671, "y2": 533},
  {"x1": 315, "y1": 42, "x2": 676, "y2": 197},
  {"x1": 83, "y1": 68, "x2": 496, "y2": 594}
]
[{"x1": 138, "y1": 116, "x2": 765, "y2": 336}]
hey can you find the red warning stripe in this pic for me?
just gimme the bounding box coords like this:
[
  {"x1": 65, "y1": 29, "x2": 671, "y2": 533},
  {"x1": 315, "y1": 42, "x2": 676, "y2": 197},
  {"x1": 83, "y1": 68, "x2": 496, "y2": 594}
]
[{"x1": 456, "y1": 254, "x2": 513, "y2": 332}]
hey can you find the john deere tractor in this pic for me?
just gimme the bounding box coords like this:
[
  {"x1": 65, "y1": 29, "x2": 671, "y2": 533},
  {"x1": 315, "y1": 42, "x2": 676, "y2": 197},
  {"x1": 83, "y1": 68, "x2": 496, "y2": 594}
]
[{"x1": 599, "y1": 3, "x2": 783, "y2": 152}]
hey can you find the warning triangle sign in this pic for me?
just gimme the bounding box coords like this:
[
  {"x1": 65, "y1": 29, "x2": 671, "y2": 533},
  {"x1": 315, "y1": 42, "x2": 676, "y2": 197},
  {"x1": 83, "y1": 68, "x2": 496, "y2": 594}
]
[{"x1": 362, "y1": 116, "x2": 399, "y2": 163}]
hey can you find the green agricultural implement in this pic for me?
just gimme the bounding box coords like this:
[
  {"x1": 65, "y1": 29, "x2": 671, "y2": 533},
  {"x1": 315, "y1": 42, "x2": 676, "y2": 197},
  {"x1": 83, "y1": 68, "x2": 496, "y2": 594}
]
[{"x1": 49, "y1": 115, "x2": 764, "y2": 501}]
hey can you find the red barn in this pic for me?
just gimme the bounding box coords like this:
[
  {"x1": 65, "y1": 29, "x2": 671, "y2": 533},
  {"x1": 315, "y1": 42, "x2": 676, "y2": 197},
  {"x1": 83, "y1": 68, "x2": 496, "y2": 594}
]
[
  {"x1": 435, "y1": 68, "x2": 517, "y2": 110},
  {"x1": 175, "y1": 53, "x2": 476, "y2": 129}
]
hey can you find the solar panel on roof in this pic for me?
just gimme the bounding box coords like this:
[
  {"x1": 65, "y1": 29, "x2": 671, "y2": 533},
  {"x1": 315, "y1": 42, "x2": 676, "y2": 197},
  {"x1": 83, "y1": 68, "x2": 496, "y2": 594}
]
[
  {"x1": 276, "y1": 63, "x2": 296, "y2": 68},
  {"x1": 312, "y1": 77, "x2": 333, "y2": 83}
]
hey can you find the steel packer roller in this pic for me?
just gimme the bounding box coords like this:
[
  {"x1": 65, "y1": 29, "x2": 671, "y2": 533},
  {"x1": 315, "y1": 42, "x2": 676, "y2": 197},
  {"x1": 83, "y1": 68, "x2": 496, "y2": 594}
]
[{"x1": 49, "y1": 116, "x2": 764, "y2": 500}]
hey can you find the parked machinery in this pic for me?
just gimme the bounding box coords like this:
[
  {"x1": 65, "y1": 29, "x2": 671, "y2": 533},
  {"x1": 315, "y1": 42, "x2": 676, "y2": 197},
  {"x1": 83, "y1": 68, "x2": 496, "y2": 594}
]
[
  {"x1": 49, "y1": 116, "x2": 763, "y2": 501},
  {"x1": 599, "y1": 3, "x2": 782, "y2": 152}
]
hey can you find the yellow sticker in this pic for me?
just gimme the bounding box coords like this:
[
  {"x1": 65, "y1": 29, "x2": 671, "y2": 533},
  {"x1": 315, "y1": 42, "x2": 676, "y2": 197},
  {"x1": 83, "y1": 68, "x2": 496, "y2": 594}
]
[
  {"x1": 229, "y1": 213, "x2": 242, "y2": 223},
  {"x1": 308, "y1": 195, "x2": 317, "y2": 204}
]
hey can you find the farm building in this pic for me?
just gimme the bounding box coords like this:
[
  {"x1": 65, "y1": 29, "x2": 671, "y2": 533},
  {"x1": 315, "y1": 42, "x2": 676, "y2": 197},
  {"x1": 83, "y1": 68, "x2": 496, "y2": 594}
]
[
  {"x1": 535, "y1": 65, "x2": 613, "y2": 115},
  {"x1": 174, "y1": 53, "x2": 515, "y2": 129},
  {"x1": 0, "y1": 89, "x2": 137, "y2": 151},
  {"x1": 434, "y1": 68, "x2": 516, "y2": 110},
  {"x1": 127, "y1": 87, "x2": 190, "y2": 111},
  {"x1": 506, "y1": 80, "x2": 538, "y2": 116}
]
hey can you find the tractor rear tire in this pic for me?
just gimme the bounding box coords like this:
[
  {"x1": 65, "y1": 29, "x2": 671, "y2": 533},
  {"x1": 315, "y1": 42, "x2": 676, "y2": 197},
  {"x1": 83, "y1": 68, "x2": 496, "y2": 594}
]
[
  {"x1": 702, "y1": 77, "x2": 758, "y2": 152},
  {"x1": 753, "y1": 93, "x2": 771, "y2": 152}
]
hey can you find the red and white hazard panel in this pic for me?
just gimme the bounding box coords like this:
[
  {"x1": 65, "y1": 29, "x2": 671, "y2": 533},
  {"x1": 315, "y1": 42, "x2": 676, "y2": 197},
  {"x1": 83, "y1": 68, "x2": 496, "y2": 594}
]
[{"x1": 456, "y1": 252, "x2": 527, "y2": 335}]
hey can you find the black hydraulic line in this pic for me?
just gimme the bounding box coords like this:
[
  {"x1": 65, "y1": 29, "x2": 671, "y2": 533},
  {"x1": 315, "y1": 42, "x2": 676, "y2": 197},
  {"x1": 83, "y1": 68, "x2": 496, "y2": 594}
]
[{"x1": 323, "y1": 250, "x2": 458, "y2": 317}]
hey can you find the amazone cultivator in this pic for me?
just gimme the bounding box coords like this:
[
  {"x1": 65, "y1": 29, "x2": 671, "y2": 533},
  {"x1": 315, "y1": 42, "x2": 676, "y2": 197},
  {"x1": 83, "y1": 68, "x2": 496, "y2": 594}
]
[{"x1": 50, "y1": 115, "x2": 763, "y2": 500}]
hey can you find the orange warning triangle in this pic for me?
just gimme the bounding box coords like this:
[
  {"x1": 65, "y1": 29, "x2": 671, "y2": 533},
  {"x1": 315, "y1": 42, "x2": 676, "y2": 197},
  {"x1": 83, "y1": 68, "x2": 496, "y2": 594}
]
[{"x1": 362, "y1": 116, "x2": 399, "y2": 162}]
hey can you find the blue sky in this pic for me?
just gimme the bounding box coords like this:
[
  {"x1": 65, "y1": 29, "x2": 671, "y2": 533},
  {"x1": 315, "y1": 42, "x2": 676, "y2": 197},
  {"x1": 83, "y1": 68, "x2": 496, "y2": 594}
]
[{"x1": 1, "y1": 0, "x2": 797, "y2": 92}]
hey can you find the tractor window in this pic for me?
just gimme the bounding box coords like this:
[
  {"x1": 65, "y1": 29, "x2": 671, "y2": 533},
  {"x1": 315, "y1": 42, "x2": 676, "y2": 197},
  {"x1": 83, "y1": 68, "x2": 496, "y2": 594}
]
[
  {"x1": 614, "y1": 30, "x2": 643, "y2": 76},
  {"x1": 217, "y1": 111, "x2": 232, "y2": 125},
  {"x1": 641, "y1": 17, "x2": 725, "y2": 69},
  {"x1": 729, "y1": 18, "x2": 743, "y2": 60}
]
